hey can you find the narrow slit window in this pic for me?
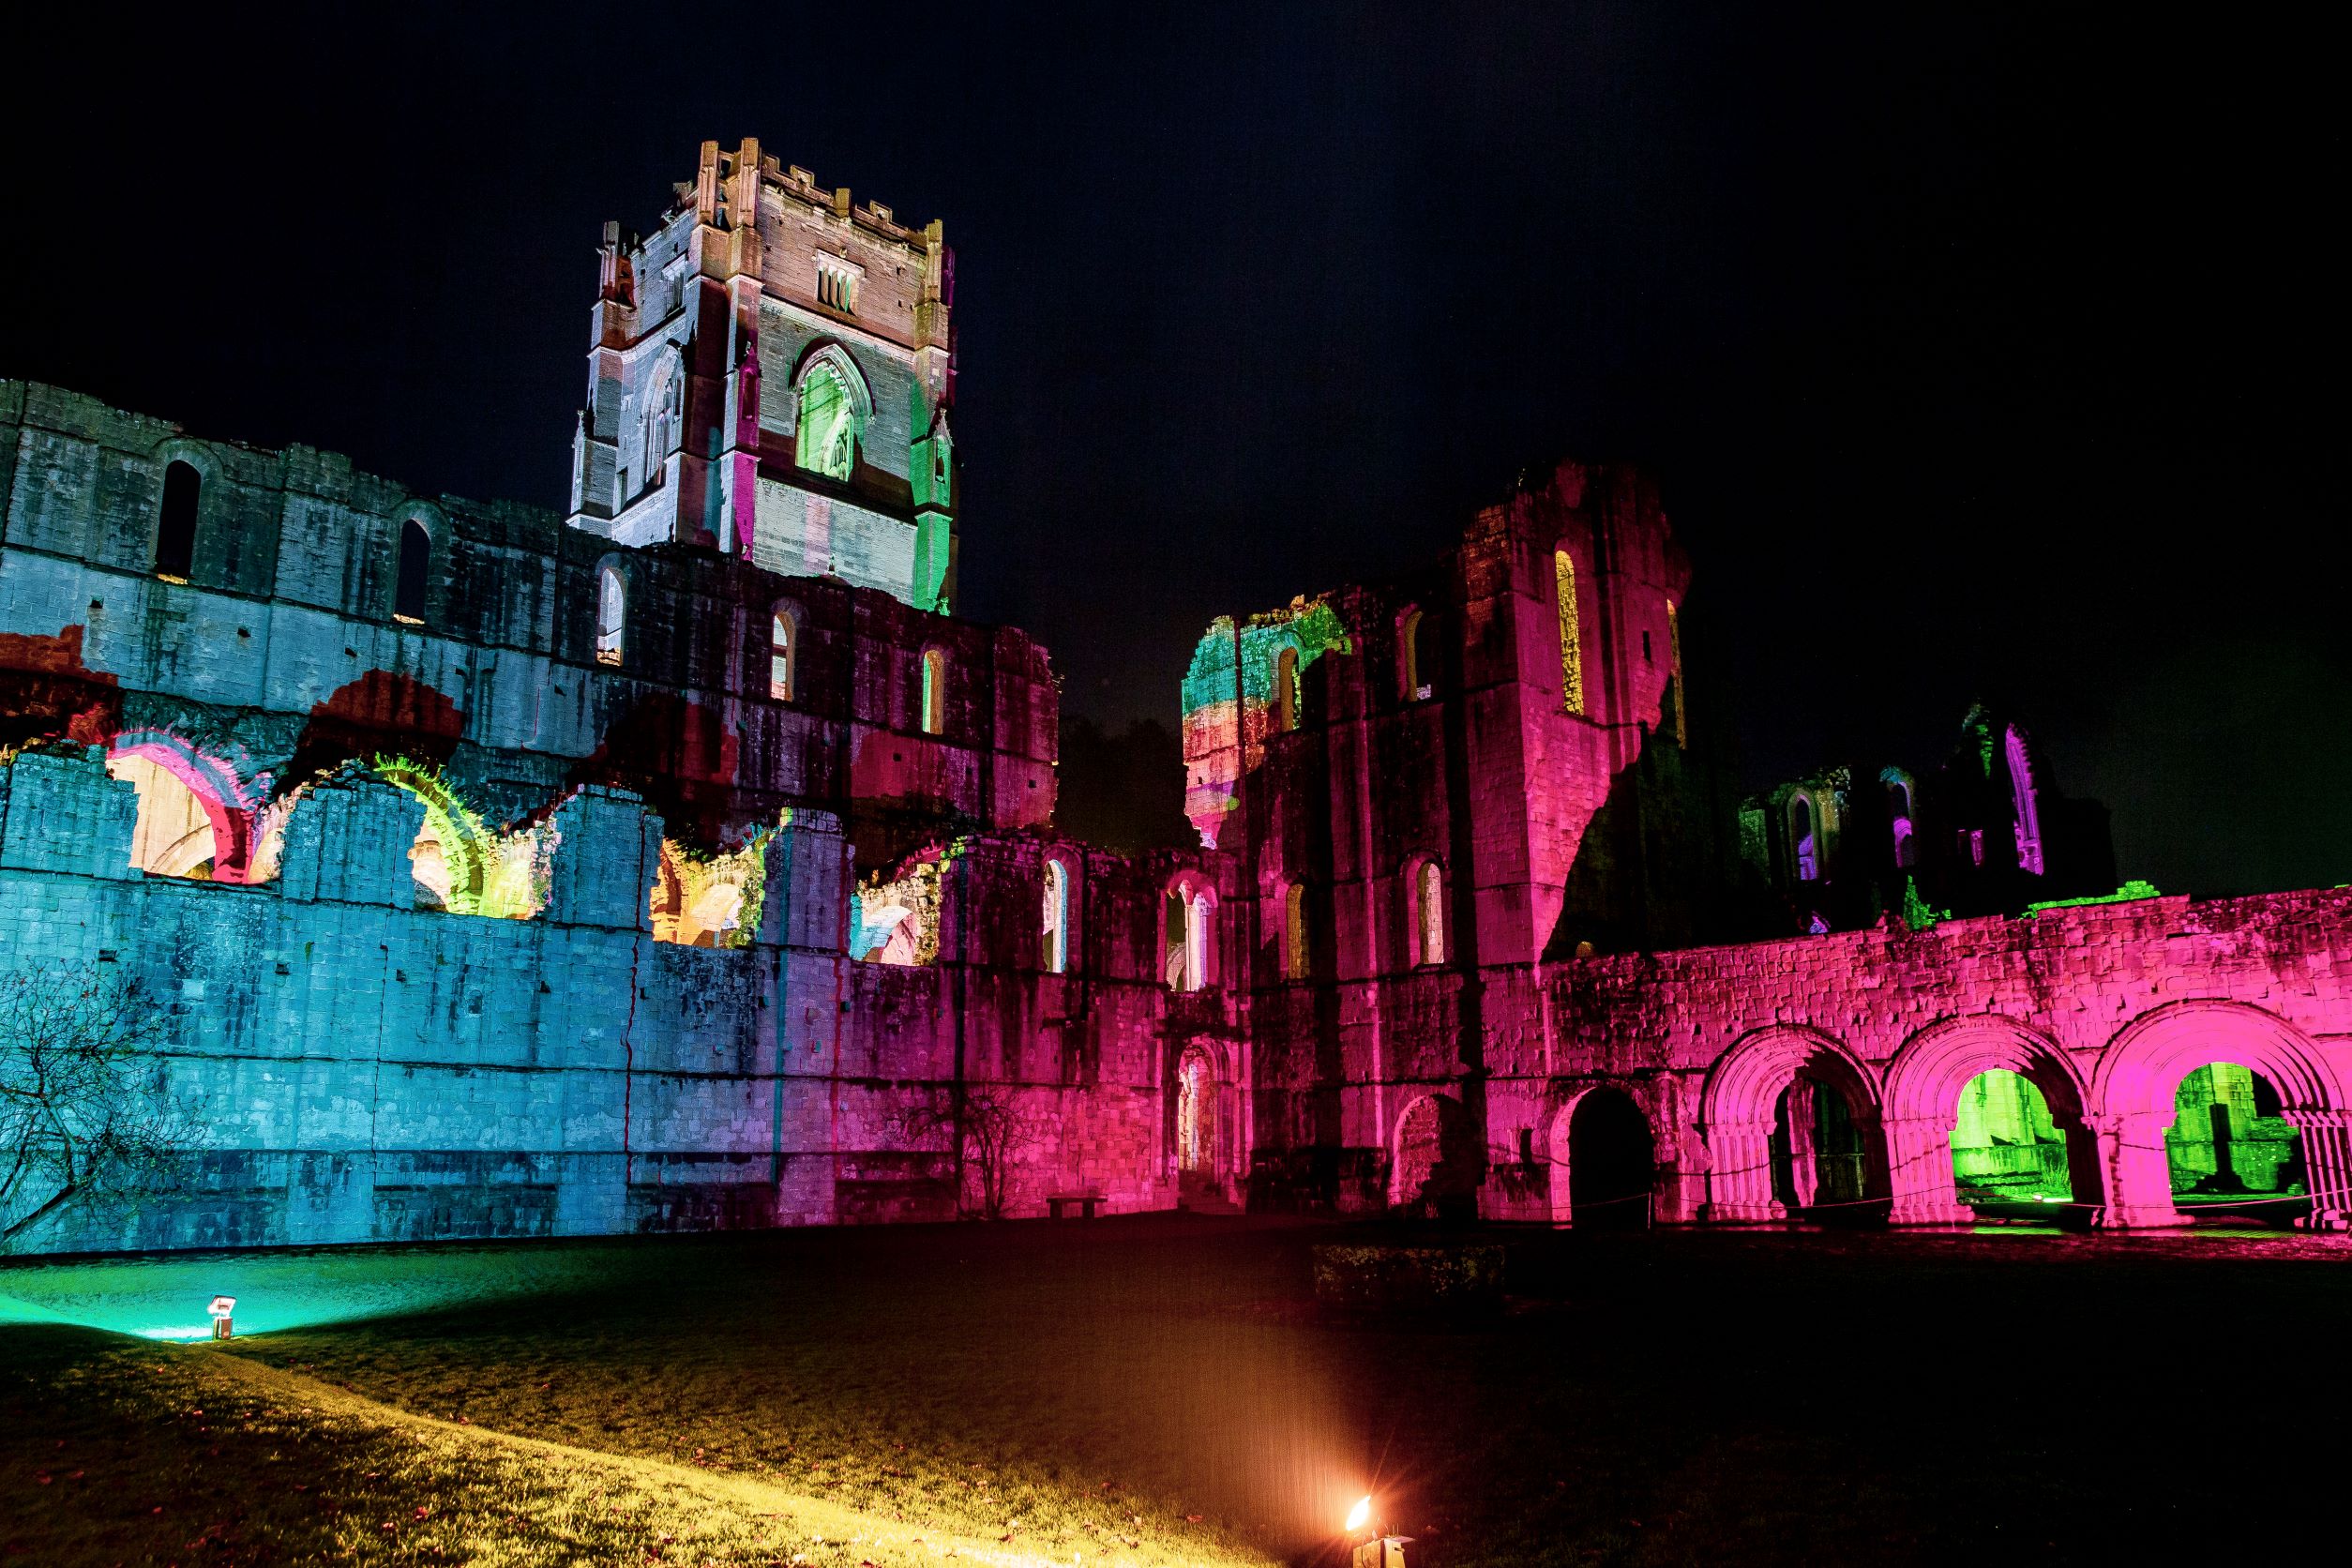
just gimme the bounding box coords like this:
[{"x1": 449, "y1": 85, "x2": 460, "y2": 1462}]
[
  {"x1": 1042, "y1": 858, "x2": 1069, "y2": 974},
  {"x1": 1414, "y1": 861, "x2": 1445, "y2": 966},
  {"x1": 1274, "y1": 647, "x2": 1299, "y2": 732},
  {"x1": 1284, "y1": 882, "x2": 1309, "y2": 979}
]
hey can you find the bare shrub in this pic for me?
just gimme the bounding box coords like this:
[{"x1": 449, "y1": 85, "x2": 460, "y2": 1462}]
[{"x1": 900, "y1": 1086, "x2": 1047, "y2": 1221}]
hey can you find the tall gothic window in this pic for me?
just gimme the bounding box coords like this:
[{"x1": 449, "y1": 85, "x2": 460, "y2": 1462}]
[
  {"x1": 795, "y1": 357, "x2": 858, "y2": 481},
  {"x1": 1555, "y1": 548, "x2": 1585, "y2": 715},
  {"x1": 769, "y1": 610, "x2": 796, "y2": 701},
  {"x1": 1284, "y1": 882, "x2": 1309, "y2": 980},
  {"x1": 1412, "y1": 861, "x2": 1445, "y2": 966},
  {"x1": 595, "y1": 566, "x2": 626, "y2": 666},
  {"x1": 1666, "y1": 599, "x2": 1687, "y2": 747},
  {"x1": 1790, "y1": 795, "x2": 1819, "y2": 882},
  {"x1": 395, "y1": 520, "x2": 430, "y2": 624},
  {"x1": 1042, "y1": 857, "x2": 1070, "y2": 974},
  {"x1": 1274, "y1": 647, "x2": 1300, "y2": 732},
  {"x1": 1401, "y1": 609, "x2": 1433, "y2": 701},
  {"x1": 156, "y1": 460, "x2": 199, "y2": 580},
  {"x1": 920, "y1": 647, "x2": 946, "y2": 734},
  {"x1": 2006, "y1": 727, "x2": 2045, "y2": 875}
]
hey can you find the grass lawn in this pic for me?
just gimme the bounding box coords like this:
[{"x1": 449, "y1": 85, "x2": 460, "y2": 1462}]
[{"x1": 5, "y1": 1215, "x2": 2351, "y2": 1566}]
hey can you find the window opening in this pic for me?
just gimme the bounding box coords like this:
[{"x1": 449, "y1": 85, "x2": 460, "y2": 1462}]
[
  {"x1": 1042, "y1": 858, "x2": 1069, "y2": 974},
  {"x1": 595, "y1": 566, "x2": 625, "y2": 666},
  {"x1": 1555, "y1": 548, "x2": 1585, "y2": 715},
  {"x1": 920, "y1": 648, "x2": 946, "y2": 734},
  {"x1": 156, "y1": 460, "x2": 199, "y2": 580},
  {"x1": 394, "y1": 520, "x2": 430, "y2": 624},
  {"x1": 770, "y1": 611, "x2": 795, "y2": 701}
]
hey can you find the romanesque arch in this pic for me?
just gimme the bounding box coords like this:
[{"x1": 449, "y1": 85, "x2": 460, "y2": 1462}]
[
  {"x1": 1390, "y1": 1090, "x2": 1473, "y2": 1216},
  {"x1": 1881, "y1": 1016, "x2": 2100, "y2": 1226},
  {"x1": 1700, "y1": 1026, "x2": 1885, "y2": 1223},
  {"x1": 1545, "y1": 1083, "x2": 1656, "y2": 1229},
  {"x1": 104, "y1": 730, "x2": 264, "y2": 882},
  {"x1": 2091, "y1": 1001, "x2": 2348, "y2": 1228}
]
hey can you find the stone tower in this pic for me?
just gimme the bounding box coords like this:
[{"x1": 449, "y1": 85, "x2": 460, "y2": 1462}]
[{"x1": 566, "y1": 138, "x2": 958, "y2": 612}]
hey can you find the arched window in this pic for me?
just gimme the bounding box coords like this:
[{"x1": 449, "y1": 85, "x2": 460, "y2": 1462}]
[
  {"x1": 769, "y1": 610, "x2": 796, "y2": 701},
  {"x1": 2006, "y1": 726, "x2": 2044, "y2": 875},
  {"x1": 1412, "y1": 860, "x2": 1446, "y2": 966},
  {"x1": 156, "y1": 460, "x2": 200, "y2": 580},
  {"x1": 1401, "y1": 610, "x2": 1433, "y2": 701},
  {"x1": 1886, "y1": 777, "x2": 1916, "y2": 868},
  {"x1": 1283, "y1": 882, "x2": 1309, "y2": 980},
  {"x1": 1042, "y1": 857, "x2": 1069, "y2": 974},
  {"x1": 1790, "y1": 794, "x2": 1818, "y2": 882},
  {"x1": 920, "y1": 647, "x2": 946, "y2": 734},
  {"x1": 795, "y1": 356, "x2": 859, "y2": 481},
  {"x1": 1555, "y1": 548, "x2": 1585, "y2": 716},
  {"x1": 1164, "y1": 884, "x2": 1214, "y2": 991},
  {"x1": 595, "y1": 566, "x2": 626, "y2": 666},
  {"x1": 394, "y1": 519, "x2": 430, "y2": 624},
  {"x1": 1666, "y1": 599, "x2": 1687, "y2": 747},
  {"x1": 1274, "y1": 647, "x2": 1299, "y2": 732}
]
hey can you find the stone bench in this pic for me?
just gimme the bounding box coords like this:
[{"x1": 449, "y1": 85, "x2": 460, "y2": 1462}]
[{"x1": 1046, "y1": 1192, "x2": 1103, "y2": 1219}]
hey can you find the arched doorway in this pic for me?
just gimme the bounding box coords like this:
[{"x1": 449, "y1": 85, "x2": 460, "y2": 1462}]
[
  {"x1": 1950, "y1": 1068, "x2": 2077, "y2": 1220},
  {"x1": 1390, "y1": 1093, "x2": 1475, "y2": 1220},
  {"x1": 2164, "y1": 1063, "x2": 2308, "y2": 1224},
  {"x1": 2092, "y1": 1003, "x2": 2347, "y2": 1229},
  {"x1": 1701, "y1": 1027, "x2": 1888, "y2": 1223},
  {"x1": 1567, "y1": 1089, "x2": 1654, "y2": 1229}
]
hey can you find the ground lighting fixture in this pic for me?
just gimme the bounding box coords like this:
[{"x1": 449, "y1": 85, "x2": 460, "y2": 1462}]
[{"x1": 1345, "y1": 1495, "x2": 1411, "y2": 1567}]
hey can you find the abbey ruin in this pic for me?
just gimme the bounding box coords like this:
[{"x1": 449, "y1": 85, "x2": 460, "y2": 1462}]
[{"x1": 2, "y1": 138, "x2": 2345, "y2": 1254}]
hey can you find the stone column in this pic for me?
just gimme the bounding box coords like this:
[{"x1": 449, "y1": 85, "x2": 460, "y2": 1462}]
[
  {"x1": 2285, "y1": 1108, "x2": 2352, "y2": 1230},
  {"x1": 1785, "y1": 1080, "x2": 1818, "y2": 1209},
  {"x1": 1885, "y1": 1114, "x2": 1972, "y2": 1227},
  {"x1": 1701, "y1": 1120, "x2": 1786, "y2": 1223},
  {"x1": 2089, "y1": 1110, "x2": 2181, "y2": 1229}
]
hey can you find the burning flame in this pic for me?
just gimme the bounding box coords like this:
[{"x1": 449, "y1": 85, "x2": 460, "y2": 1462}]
[{"x1": 1345, "y1": 1495, "x2": 1372, "y2": 1532}]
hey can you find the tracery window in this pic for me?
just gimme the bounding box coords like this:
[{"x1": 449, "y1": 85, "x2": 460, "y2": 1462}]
[
  {"x1": 2006, "y1": 727, "x2": 2045, "y2": 875},
  {"x1": 795, "y1": 357, "x2": 859, "y2": 481},
  {"x1": 156, "y1": 460, "x2": 199, "y2": 580},
  {"x1": 1555, "y1": 548, "x2": 1585, "y2": 715},
  {"x1": 395, "y1": 520, "x2": 430, "y2": 625},
  {"x1": 595, "y1": 566, "x2": 626, "y2": 666}
]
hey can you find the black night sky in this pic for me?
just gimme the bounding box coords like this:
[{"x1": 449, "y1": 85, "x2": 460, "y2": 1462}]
[{"x1": 7, "y1": 6, "x2": 2343, "y2": 897}]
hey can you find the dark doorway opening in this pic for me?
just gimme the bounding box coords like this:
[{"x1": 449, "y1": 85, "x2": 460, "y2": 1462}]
[{"x1": 1569, "y1": 1089, "x2": 1654, "y2": 1229}]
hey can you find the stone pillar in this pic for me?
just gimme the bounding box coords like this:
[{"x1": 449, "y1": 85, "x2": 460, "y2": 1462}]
[
  {"x1": 2089, "y1": 1110, "x2": 2182, "y2": 1229},
  {"x1": 1701, "y1": 1120, "x2": 1786, "y2": 1223},
  {"x1": 2285, "y1": 1108, "x2": 2352, "y2": 1230},
  {"x1": 1885, "y1": 1114, "x2": 1973, "y2": 1227},
  {"x1": 1785, "y1": 1080, "x2": 1818, "y2": 1208}
]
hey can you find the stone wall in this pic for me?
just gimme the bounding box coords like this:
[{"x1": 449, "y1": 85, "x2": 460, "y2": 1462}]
[{"x1": 0, "y1": 747, "x2": 1219, "y2": 1254}]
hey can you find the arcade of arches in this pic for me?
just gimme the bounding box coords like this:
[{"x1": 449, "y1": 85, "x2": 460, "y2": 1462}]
[{"x1": 1518, "y1": 999, "x2": 2351, "y2": 1230}]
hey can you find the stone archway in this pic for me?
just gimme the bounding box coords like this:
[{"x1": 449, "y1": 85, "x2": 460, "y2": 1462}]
[
  {"x1": 1389, "y1": 1092, "x2": 1475, "y2": 1218},
  {"x1": 1700, "y1": 1026, "x2": 1886, "y2": 1223},
  {"x1": 2092, "y1": 1003, "x2": 2348, "y2": 1229},
  {"x1": 105, "y1": 731, "x2": 262, "y2": 882},
  {"x1": 1564, "y1": 1087, "x2": 1655, "y2": 1229},
  {"x1": 1882, "y1": 1017, "x2": 2102, "y2": 1227}
]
